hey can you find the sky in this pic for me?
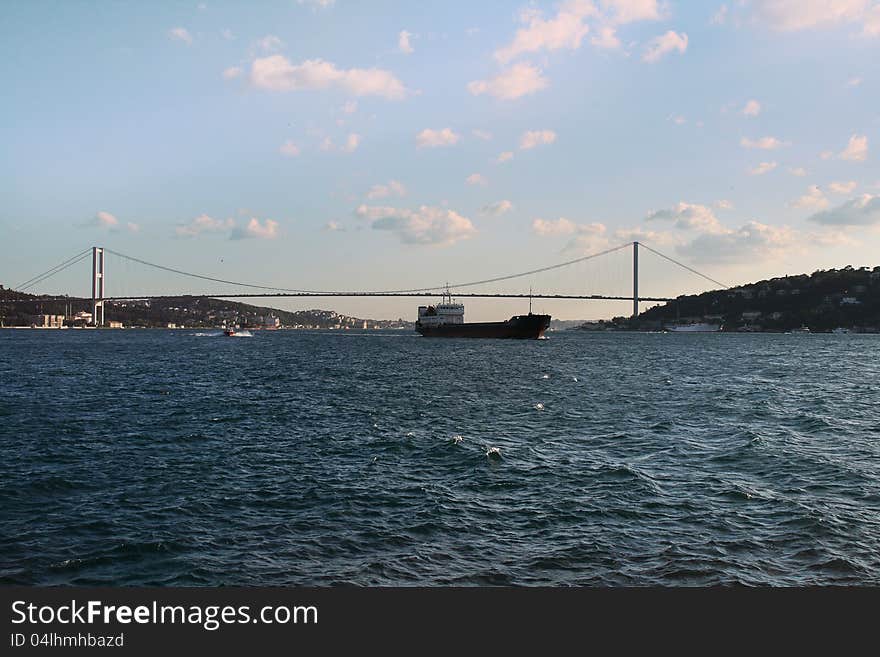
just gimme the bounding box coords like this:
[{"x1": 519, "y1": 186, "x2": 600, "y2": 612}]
[{"x1": 2, "y1": 0, "x2": 880, "y2": 321}]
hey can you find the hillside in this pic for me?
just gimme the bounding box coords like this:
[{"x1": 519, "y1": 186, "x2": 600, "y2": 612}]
[
  {"x1": 0, "y1": 288, "x2": 411, "y2": 329},
  {"x1": 634, "y1": 266, "x2": 880, "y2": 332}
]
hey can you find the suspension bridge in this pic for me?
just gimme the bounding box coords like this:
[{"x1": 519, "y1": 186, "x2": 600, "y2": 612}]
[{"x1": 10, "y1": 242, "x2": 728, "y2": 326}]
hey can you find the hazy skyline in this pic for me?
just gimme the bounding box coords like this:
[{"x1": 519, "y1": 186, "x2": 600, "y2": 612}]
[{"x1": 2, "y1": 1, "x2": 879, "y2": 320}]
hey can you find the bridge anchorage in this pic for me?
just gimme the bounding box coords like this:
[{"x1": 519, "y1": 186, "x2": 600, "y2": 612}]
[{"x1": 14, "y1": 241, "x2": 728, "y2": 327}]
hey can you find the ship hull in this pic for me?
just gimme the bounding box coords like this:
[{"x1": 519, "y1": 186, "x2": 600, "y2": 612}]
[{"x1": 416, "y1": 314, "x2": 551, "y2": 339}]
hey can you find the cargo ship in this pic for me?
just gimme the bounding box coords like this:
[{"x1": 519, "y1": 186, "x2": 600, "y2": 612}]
[{"x1": 416, "y1": 293, "x2": 550, "y2": 339}]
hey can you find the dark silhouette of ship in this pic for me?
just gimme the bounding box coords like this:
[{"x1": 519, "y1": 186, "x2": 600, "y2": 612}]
[{"x1": 416, "y1": 292, "x2": 550, "y2": 339}]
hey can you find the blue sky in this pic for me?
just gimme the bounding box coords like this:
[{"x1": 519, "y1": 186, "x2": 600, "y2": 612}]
[{"x1": 2, "y1": 0, "x2": 879, "y2": 320}]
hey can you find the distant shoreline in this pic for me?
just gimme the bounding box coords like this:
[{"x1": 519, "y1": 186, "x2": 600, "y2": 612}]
[{"x1": 2, "y1": 325, "x2": 877, "y2": 334}]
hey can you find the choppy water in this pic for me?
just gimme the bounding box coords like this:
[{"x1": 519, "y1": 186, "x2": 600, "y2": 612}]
[{"x1": 2, "y1": 329, "x2": 879, "y2": 586}]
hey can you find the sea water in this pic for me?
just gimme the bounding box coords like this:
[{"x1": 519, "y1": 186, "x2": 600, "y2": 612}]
[{"x1": 1, "y1": 329, "x2": 878, "y2": 585}]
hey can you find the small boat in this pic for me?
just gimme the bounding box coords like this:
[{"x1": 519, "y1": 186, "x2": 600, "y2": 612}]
[
  {"x1": 224, "y1": 326, "x2": 238, "y2": 336},
  {"x1": 832, "y1": 327, "x2": 851, "y2": 334},
  {"x1": 665, "y1": 322, "x2": 722, "y2": 332},
  {"x1": 790, "y1": 325, "x2": 811, "y2": 333}
]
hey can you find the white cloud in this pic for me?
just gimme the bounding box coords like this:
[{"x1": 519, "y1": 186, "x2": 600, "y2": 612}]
[
  {"x1": 742, "y1": 99, "x2": 761, "y2": 116},
  {"x1": 255, "y1": 35, "x2": 284, "y2": 53},
  {"x1": 491, "y1": 0, "x2": 660, "y2": 62},
  {"x1": 89, "y1": 211, "x2": 139, "y2": 234},
  {"x1": 748, "y1": 161, "x2": 778, "y2": 175},
  {"x1": 467, "y1": 63, "x2": 549, "y2": 100},
  {"x1": 740, "y1": 136, "x2": 785, "y2": 149},
  {"x1": 222, "y1": 66, "x2": 243, "y2": 80},
  {"x1": 496, "y1": 151, "x2": 514, "y2": 163},
  {"x1": 355, "y1": 204, "x2": 477, "y2": 246},
  {"x1": 564, "y1": 234, "x2": 612, "y2": 255},
  {"x1": 532, "y1": 217, "x2": 580, "y2": 235},
  {"x1": 366, "y1": 180, "x2": 406, "y2": 199},
  {"x1": 591, "y1": 26, "x2": 622, "y2": 49},
  {"x1": 95, "y1": 211, "x2": 119, "y2": 229},
  {"x1": 416, "y1": 128, "x2": 460, "y2": 148},
  {"x1": 319, "y1": 133, "x2": 361, "y2": 153},
  {"x1": 520, "y1": 129, "x2": 557, "y2": 150},
  {"x1": 808, "y1": 228, "x2": 860, "y2": 247},
  {"x1": 175, "y1": 214, "x2": 234, "y2": 238},
  {"x1": 789, "y1": 166, "x2": 808, "y2": 176},
  {"x1": 480, "y1": 200, "x2": 514, "y2": 216},
  {"x1": 399, "y1": 30, "x2": 414, "y2": 54},
  {"x1": 677, "y1": 221, "x2": 798, "y2": 263},
  {"x1": 715, "y1": 199, "x2": 734, "y2": 210},
  {"x1": 168, "y1": 27, "x2": 193, "y2": 45},
  {"x1": 88, "y1": 212, "x2": 140, "y2": 234},
  {"x1": 279, "y1": 140, "x2": 300, "y2": 157},
  {"x1": 343, "y1": 133, "x2": 361, "y2": 152},
  {"x1": 829, "y1": 180, "x2": 857, "y2": 194},
  {"x1": 250, "y1": 56, "x2": 406, "y2": 99},
  {"x1": 614, "y1": 226, "x2": 679, "y2": 246},
  {"x1": 790, "y1": 185, "x2": 829, "y2": 210},
  {"x1": 839, "y1": 134, "x2": 868, "y2": 161},
  {"x1": 298, "y1": 0, "x2": 335, "y2": 8},
  {"x1": 747, "y1": 0, "x2": 870, "y2": 31},
  {"x1": 711, "y1": 4, "x2": 729, "y2": 25},
  {"x1": 466, "y1": 173, "x2": 488, "y2": 186},
  {"x1": 561, "y1": 222, "x2": 610, "y2": 254},
  {"x1": 642, "y1": 30, "x2": 688, "y2": 63},
  {"x1": 231, "y1": 218, "x2": 279, "y2": 240},
  {"x1": 645, "y1": 202, "x2": 728, "y2": 233},
  {"x1": 865, "y1": 4, "x2": 880, "y2": 35},
  {"x1": 472, "y1": 129, "x2": 492, "y2": 140},
  {"x1": 601, "y1": 0, "x2": 663, "y2": 23},
  {"x1": 808, "y1": 194, "x2": 880, "y2": 225},
  {"x1": 494, "y1": 1, "x2": 598, "y2": 63}
]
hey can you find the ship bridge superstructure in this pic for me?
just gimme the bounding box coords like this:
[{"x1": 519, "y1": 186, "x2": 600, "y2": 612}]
[{"x1": 418, "y1": 292, "x2": 464, "y2": 326}]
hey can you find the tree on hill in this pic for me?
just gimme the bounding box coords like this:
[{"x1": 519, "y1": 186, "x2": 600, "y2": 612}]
[{"x1": 636, "y1": 266, "x2": 880, "y2": 332}]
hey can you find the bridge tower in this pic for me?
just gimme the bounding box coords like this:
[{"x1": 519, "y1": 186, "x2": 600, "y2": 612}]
[
  {"x1": 632, "y1": 241, "x2": 639, "y2": 319},
  {"x1": 92, "y1": 246, "x2": 105, "y2": 327}
]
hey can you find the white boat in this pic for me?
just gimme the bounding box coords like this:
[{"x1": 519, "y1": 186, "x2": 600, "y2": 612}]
[
  {"x1": 790, "y1": 326, "x2": 811, "y2": 334},
  {"x1": 832, "y1": 327, "x2": 851, "y2": 334},
  {"x1": 665, "y1": 322, "x2": 722, "y2": 332}
]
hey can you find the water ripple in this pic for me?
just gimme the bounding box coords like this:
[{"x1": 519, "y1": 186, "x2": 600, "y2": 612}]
[{"x1": 1, "y1": 330, "x2": 879, "y2": 585}]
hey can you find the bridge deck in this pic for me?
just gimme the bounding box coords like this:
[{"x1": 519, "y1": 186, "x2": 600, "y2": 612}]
[{"x1": 93, "y1": 293, "x2": 674, "y2": 302}]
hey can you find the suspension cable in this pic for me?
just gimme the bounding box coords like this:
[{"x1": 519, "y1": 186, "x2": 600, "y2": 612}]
[
  {"x1": 638, "y1": 242, "x2": 728, "y2": 289},
  {"x1": 16, "y1": 249, "x2": 93, "y2": 292},
  {"x1": 104, "y1": 243, "x2": 634, "y2": 295},
  {"x1": 17, "y1": 242, "x2": 727, "y2": 299},
  {"x1": 103, "y1": 249, "x2": 318, "y2": 293}
]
